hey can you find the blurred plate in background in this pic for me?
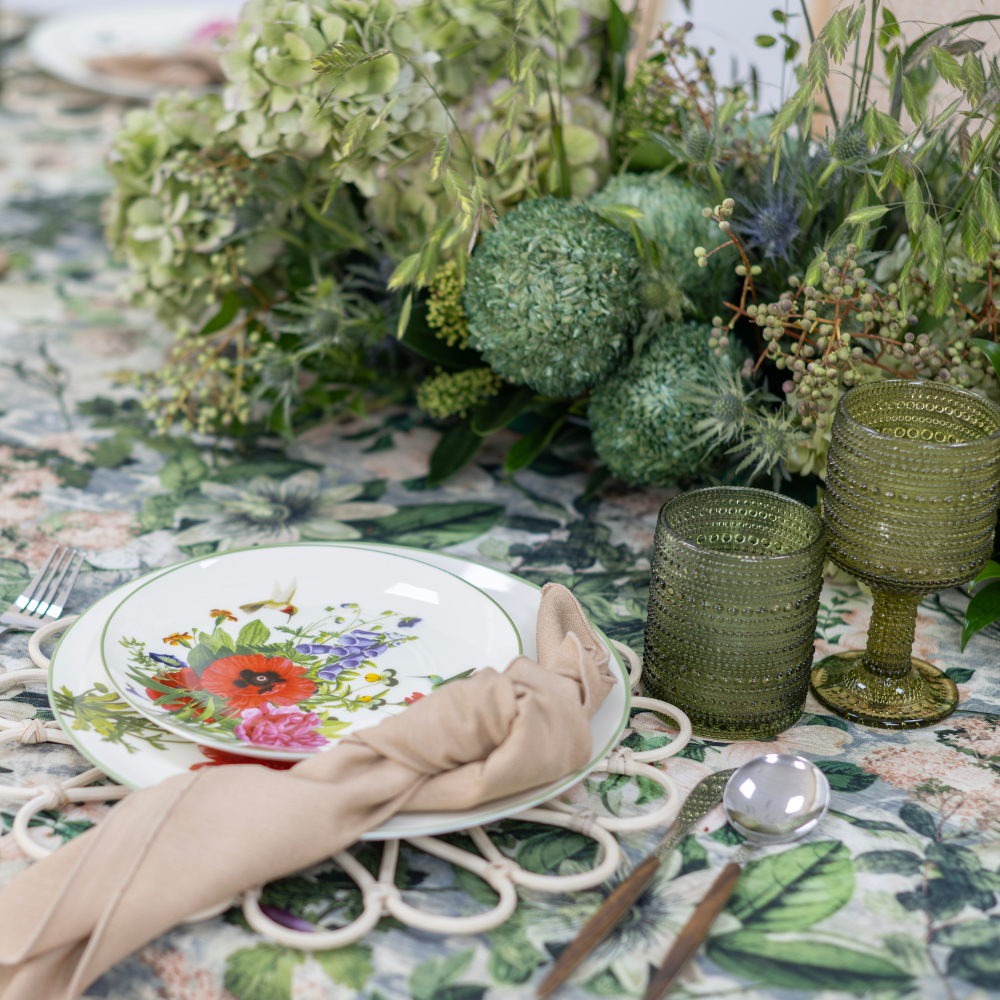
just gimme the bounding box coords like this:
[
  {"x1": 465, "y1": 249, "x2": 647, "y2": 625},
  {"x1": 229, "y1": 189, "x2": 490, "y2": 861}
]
[{"x1": 27, "y1": 2, "x2": 242, "y2": 99}]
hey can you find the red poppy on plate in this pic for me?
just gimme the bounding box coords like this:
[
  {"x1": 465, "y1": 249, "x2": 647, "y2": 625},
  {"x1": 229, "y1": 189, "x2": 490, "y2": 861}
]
[
  {"x1": 145, "y1": 668, "x2": 212, "y2": 719},
  {"x1": 404, "y1": 691, "x2": 425, "y2": 705},
  {"x1": 201, "y1": 653, "x2": 316, "y2": 711},
  {"x1": 189, "y1": 746, "x2": 295, "y2": 770}
]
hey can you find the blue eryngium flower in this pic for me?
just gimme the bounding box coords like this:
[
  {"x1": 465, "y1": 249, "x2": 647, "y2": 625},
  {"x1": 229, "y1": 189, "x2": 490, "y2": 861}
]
[{"x1": 734, "y1": 185, "x2": 801, "y2": 262}]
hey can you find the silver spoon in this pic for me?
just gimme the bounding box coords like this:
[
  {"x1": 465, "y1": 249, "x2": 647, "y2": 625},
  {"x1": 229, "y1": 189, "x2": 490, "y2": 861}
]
[{"x1": 643, "y1": 753, "x2": 831, "y2": 1000}]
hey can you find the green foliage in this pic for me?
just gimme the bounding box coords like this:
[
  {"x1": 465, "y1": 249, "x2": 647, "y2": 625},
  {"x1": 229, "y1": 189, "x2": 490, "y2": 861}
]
[
  {"x1": 464, "y1": 197, "x2": 641, "y2": 396},
  {"x1": 223, "y1": 944, "x2": 303, "y2": 1000},
  {"x1": 588, "y1": 320, "x2": 719, "y2": 484},
  {"x1": 588, "y1": 171, "x2": 723, "y2": 315}
]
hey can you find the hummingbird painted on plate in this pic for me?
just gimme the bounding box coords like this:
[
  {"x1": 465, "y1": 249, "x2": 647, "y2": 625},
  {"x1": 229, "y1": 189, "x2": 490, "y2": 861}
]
[{"x1": 240, "y1": 580, "x2": 298, "y2": 619}]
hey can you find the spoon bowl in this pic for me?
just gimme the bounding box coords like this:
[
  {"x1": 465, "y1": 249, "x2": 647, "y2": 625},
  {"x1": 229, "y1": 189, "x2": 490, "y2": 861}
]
[{"x1": 722, "y1": 753, "x2": 831, "y2": 845}]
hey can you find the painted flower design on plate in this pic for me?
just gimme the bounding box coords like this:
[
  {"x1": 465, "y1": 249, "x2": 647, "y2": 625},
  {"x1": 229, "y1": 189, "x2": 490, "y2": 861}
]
[{"x1": 120, "y1": 596, "x2": 429, "y2": 753}]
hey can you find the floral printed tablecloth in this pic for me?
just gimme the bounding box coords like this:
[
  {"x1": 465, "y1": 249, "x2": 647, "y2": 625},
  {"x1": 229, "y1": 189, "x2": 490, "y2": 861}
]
[{"x1": 3, "y1": 35, "x2": 1000, "y2": 1000}]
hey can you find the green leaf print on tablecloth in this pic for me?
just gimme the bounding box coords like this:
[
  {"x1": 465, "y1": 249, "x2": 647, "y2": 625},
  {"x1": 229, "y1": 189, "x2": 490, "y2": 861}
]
[
  {"x1": 706, "y1": 931, "x2": 914, "y2": 993},
  {"x1": 223, "y1": 944, "x2": 303, "y2": 1000},
  {"x1": 726, "y1": 841, "x2": 855, "y2": 931},
  {"x1": 352, "y1": 503, "x2": 506, "y2": 549}
]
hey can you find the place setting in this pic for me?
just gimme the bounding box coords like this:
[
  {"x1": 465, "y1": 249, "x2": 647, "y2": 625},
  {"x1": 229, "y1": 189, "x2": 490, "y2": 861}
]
[{"x1": 2, "y1": 372, "x2": 1000, "y2": 997}]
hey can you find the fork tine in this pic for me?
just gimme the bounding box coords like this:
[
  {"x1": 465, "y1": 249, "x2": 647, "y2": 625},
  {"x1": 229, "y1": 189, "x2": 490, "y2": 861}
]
[
  {"x1": 35, "y1": 547, "x2": 75, "y2": 617},
  {"x1": 44, "y1": 550, "x2": 84, "y2": 619},
  {"x1": 16, "y1": 546, "x2": 61, "y2": 612},
  {"x1": 25, "y1": 547, "x2": 70, "y2": 615}
]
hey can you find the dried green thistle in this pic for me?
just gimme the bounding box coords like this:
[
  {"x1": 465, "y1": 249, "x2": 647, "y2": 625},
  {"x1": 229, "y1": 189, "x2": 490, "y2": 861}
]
[{"x1": 416, "y1": 367, "x2": 501, "y2": 419}]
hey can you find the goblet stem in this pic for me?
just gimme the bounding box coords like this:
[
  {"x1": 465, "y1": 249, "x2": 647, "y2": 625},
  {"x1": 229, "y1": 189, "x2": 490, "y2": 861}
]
[{"x1": 860, "y1": 589, "x2": 925, "y2": 678}]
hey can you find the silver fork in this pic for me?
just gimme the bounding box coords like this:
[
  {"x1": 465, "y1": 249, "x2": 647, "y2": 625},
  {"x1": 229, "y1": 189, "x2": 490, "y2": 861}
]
[{"x1": 0, "y1": 546, "x2": 85, "y2": 637}]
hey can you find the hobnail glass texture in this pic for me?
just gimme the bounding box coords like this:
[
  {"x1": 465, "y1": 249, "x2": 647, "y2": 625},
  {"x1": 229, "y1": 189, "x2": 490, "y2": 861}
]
[
  {"x1": 812, "y1": 379, "x2": 1000, "y2": 729},
  {"x1": 642, "y1": 487, "x2": 826, "y2": 740}
]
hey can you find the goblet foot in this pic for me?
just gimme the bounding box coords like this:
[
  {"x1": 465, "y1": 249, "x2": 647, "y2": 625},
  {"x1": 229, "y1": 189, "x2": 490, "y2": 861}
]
[{"x1": 810, "y1": 650, "x2": 958, "y2": 729}]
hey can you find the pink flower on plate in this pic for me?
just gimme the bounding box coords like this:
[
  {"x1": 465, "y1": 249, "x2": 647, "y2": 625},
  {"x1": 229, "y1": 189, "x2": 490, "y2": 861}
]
[{"x1": 234, "y1": 703, "x2": 327, "y2": 751}]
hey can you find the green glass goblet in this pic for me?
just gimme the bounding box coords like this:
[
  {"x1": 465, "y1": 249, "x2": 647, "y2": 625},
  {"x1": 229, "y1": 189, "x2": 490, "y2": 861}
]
[
  {"x1": 642, "y1": 486, "x2": 826, "y2": 740},
  {"x1": 811, "y1": 379, "x2": 1000, "y2": 729}
]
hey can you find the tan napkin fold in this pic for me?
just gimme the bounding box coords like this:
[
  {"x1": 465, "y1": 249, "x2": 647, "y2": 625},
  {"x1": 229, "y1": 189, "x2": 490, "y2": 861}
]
[{"x1": 0, "y1": 582, "x2": 615, "y2": 1000}]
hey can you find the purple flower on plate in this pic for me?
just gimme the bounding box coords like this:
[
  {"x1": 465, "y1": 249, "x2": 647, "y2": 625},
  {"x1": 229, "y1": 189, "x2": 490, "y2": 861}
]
[
  {"x1": 150, "y1": 651, "x2": 188, "y2": 669},
  {"x1": 295, "y1": 643, "x2": 336, "y2": 656},
  {"x1": 398, "y1": 617, "x2": 421, "y2": 628}
]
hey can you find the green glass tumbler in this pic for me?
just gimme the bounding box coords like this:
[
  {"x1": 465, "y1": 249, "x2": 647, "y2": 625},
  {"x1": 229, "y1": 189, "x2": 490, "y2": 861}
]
[
  {"x1": 811, "y1": 379, "x2": 1000, "y2": 729},
  {"x1": 642, "y1": 487, "x2": 826, "y2": 740}
]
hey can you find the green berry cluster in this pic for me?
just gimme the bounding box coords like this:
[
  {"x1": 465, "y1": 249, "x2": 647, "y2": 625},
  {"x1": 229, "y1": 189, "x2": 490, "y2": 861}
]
[
  {"x1": 426, "y1": 261, "x2": 469, "y2": 349},
  {"x1": 416, "y1": 367, "x2": 501, "y2": 419}
]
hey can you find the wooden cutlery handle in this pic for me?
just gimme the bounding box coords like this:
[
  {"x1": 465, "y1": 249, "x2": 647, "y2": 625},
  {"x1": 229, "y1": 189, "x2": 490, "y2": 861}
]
[
  {"x1": 642, "y1": 862, "x2": 742, "y2": 1000},
  {"x1": 536, "y1": 853, "x2": 662, "y2": 998}
]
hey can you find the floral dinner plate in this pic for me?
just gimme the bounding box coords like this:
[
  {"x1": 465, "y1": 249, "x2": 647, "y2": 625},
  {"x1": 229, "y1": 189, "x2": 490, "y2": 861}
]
[
  {"x1": 50, "y1": 544, "x2": 630, "y2": 839},
  {"x1": 99, "y1": 545, "x2": 521, "y2": 761}
]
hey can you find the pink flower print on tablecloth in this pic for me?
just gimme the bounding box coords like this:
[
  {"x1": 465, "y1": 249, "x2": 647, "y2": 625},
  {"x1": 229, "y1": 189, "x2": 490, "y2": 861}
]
[
  {"x1": 938, "y1": 715, "x2": 1000, "y2": 762},
  {"x1": 234, "y1": 703, "x2": 326, "y2": 751},
  {"x1": 860, "y1": 741, "x2": 1000, "y2": 833}
]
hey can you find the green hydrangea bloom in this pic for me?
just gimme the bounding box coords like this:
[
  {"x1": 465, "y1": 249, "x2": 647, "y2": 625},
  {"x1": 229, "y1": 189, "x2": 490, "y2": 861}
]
[
  {"x1": 416, "y1": 367, "x2": 501, "y2": 419},
  {"x1": 589, "y1": 320, "x2": 720, "y2": 485},
  {"x1": 463, "y1": 197, "x2": 641, "y2": 397},
  {"x1": 587, "y1": 171, "x2": 723, "y2": 312},
  {"x1": 104, "y1": 93, "x2": 287, "y2": 326}
]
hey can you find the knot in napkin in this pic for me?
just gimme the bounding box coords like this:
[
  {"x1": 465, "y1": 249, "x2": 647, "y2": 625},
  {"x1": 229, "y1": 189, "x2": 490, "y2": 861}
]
[{"x1": 0, "y1": 582, "x2": 615, "y2": 1000}]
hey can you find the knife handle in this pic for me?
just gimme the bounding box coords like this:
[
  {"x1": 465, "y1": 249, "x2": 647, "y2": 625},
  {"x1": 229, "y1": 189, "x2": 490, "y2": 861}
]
[
  {"x1": 642, "y1": 862, "x2": 742, "y2": 1000},
  {"x1": 536, "y1": 853, "x2": 662, "y2": 998}
]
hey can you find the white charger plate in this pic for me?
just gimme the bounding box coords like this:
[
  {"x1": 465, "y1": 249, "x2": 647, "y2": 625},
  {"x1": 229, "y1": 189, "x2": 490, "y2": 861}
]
[
  {"x1": 49, "y1": 544, "x2": 630, "y2": 839},
  {"x1": 27, "y1": 3, "x2": 241, "y2": 99},
  {"x1": 99, "y1": 545, "x2": 522, "y2": 762}
]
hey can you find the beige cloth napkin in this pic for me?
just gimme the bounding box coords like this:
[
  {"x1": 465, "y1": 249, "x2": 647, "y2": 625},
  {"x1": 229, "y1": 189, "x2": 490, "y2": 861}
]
[{"x1": 0, "y1": 583, "x2": 615, "y2": 1000}]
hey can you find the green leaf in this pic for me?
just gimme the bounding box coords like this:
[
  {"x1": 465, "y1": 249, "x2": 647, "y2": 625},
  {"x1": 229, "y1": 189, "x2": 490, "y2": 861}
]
[
  {"x1": 847, "y1": 4, "x2": 866, "y2": 43},
  {"x1": 339, "y1": 110, "x2": 370, "y2": 158},
  {"x1": 973, "y1": 559, "x2": 1000, "y2": 586},
  {"x1": 947, "y1": 944, "x2": 1000, "y2": 989},
  {"x1": 933, "y1": 917, "x2": 1000, "y2": 948},
  {"x1": 804, "y1": 714, "x2": 850, "y2": 731},
  {"x1": 471, "y1": 385, "x2": 535, "y2": 435},
  {"x1": 846, "y1": 204, "x2": 890, "y2": 225},
  {"x1": 352, "y1": 502, "x2": 505, "y2": 549},
  {"x1": 427, "y1": 419, "x2": 483, "y2": 487},
  {"x1": 807, "y1": 39, "x2": 829, "y2": 94},
  {"x1": 879, "y1": 8, "x2": 901, "y2": 46},
  {"x1": 410, "y1": 951, "x2": 475, "y2": 1000},
  {"x1": 88, "y1": 435, "x2": 133, "y2": 468},
  {"x1": 923, "y1": 216, "x2": 945, "y2": 267},
  {"x1": 396, "y1": 290, "x2": 413, "y2": 340},
  {"x1": 187, "y1": 642, "x2": 226, "y2": 676},
  {"x1": 972, "y1": 338, "x2": 1000, "y2": 382},
  {"x1": 931, "y1": 45, "x2": 966, "y2": 89},
  {"x1": 877, "y1": 111, "x2": 906, "y2": 148},
  {"x1": 223, "y1": 945, "x2": 303, "y2": 1000},
  {"x1": 387, "y1": 252, "x2": 421, "y2": 291},
  {"x1": 313, "y1": 42, "x2": 389, "y2": 78},
  {"x1": 55, "y1": 462, "x2": 91, "y2": 489},
  {"x1": 727, "y1": 841, "x2": 854, "y2": 931},
  {"x1": 931, "y1": 269, "x2": 953, "y2": 317},
  {"x1": 977, "y1": 175, "x2": 1000, "y2": 240},
  {"x1": 755, "y1": 34, "x2": 777, "y2": 47},
  {"x1": 487, "y1": 920, "x2": 545, "y2": 985},
  {"x1": 504, "y1": 417, "x2": 566, "y2": 474},
  {"x1": 401, "y1": 304, "x2": 481, "y2": 369},
  {"x1": 904, "y1": 178, "x2": 924, "y2": 234},
  {"x1": 813, "y1": 760, "x2": 878, "y2": 792},
  {"x1": 961, "y1": 578, "x2": 1000, "y2": 650},
  {"x1": 947, "y1": 666, "x2": 975, "y2": 683},
  {"x1": 964, "y1": 53, "x2": 986, "y2": 104},
  {"x1": 899, "y1": 802, "x2": 937, "y2": 839},
  {"x1": 237, "y1": 619, "x2": 270, "y2": 647},
  {"x1": 854, "y1": 850, "x2": 923, "y2": 875},
  {"x1": 862, "y1": 106, "x2": 882, "y2": 149},
  {"x1": 314, "y1": 945, "x2": 373, "y2": 989},
  {"x1": 706, "y1": 931, "x2": 913, "y2": 993},
  {"x1": 158, "y1": 448, "x2": 208, "y2": 492},
  {"x1": 901, "y1": 76, "x2": 922, "y2": 123},
  {"x1": 515, "y1": 828, "x2": 597, "y2": 874},
  {"x1": 821, "y1": 8, "x2": 850, "y2": 62},
  {"x1": 199, "y1": 289, "x2": 241, "y2": 336}
]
